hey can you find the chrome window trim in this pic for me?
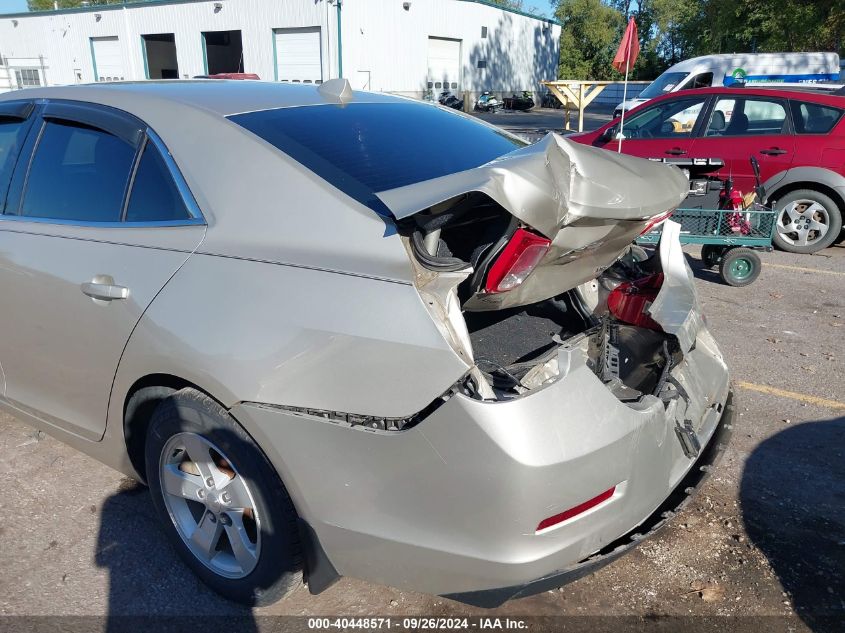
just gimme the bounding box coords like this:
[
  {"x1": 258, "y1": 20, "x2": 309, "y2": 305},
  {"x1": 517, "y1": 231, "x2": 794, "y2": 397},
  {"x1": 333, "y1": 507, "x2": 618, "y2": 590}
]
[{"x1": 0, "y1": 215, "x2": 206, "y2": 228}]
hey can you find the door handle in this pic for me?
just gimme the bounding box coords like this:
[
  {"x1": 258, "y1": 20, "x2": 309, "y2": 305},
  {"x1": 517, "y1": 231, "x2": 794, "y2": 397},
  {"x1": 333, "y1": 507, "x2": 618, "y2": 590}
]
[
  {"x1": 760, "y1": 147, "x2": 787, "y2": 156},
  {"x1": 80, "y1": 275, "x2": 129, "y2": 302},
  {"x1": 665, "y1": 148, "x2": 687, "y2": 156}
]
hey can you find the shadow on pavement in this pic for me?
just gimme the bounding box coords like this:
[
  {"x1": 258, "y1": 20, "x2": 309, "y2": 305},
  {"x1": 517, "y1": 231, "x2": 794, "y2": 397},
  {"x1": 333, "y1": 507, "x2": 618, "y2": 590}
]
[
  {"x1": 95, "y1": 479, "x2": 257, "y2": 629},
  {"x1": 740, "y1": 415, "x2": 845, "y2": 631}
]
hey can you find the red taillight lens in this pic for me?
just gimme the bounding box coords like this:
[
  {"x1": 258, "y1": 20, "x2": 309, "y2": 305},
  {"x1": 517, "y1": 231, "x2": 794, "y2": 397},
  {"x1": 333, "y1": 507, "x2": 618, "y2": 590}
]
[
  {"x1": 484, "y1": 228, "x2": 551, "y2": 294},
  {"x1": 536, "y1": 486, "x2": 617, "y2": 533},
  {"x1": 607, "y1": 273, "x2": 664, "y2": 330},
  {"x1": 640, "y1": 209, "x2": 675, "y2": 236}
]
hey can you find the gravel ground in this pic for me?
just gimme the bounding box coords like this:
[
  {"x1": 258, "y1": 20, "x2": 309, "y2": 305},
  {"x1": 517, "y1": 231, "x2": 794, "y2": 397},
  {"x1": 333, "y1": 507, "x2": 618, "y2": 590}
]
[{"x1": 1, "y1": 244, "x2": 842, "y2": 631}]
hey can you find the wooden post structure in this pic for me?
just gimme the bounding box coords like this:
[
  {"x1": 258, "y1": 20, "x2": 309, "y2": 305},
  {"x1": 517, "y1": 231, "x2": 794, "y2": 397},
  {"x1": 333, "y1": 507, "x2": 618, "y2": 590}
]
[{"x1": 542, "y1": 80, "x2": 615, "y2": 132}]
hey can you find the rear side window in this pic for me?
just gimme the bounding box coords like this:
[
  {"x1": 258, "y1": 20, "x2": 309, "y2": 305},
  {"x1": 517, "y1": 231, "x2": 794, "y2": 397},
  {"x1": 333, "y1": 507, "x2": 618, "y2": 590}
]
[
  {"x1": 0, "y1": 118, "x2": 30, "y2": 211},
  {"x1": 707, "y1": 97, "x2": 787, "y2": 136},
  {"x1": 125, "y1": 142, "x2": 190, "y2": 222},
  {"x1": 229, "y1": 102, "x2": 525, "y2": 214},
  {"x1": 790, "y1": 101, "x2": 844, "y2": 134},
  {"x1": 21, "y1": 121, "x2": 134, "y2": 222}
]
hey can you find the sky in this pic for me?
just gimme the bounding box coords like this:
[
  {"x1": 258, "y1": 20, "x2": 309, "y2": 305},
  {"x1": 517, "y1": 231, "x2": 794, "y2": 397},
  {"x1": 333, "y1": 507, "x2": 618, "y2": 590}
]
[
  {"x1": 0, "y1": 0, "x2": 27, "y2": 12},
  {"x1": 0, "y1": 0, "x2": 553, "y2": 16}
]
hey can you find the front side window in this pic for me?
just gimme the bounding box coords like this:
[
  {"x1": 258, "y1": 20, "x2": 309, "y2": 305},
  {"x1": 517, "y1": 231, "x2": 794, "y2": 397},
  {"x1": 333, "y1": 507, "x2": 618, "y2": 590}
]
[
  {"x1": 622, "y1": 97, "x2": 708, "y2": 139},
  {"x1": 125, "y1": 142, "x2": 191, "y2": 222},
  {"x1": 706, "y1": 97, "x2": 787, "y2": 137},
  {"x1": 790, "y1": 101, "x2": 844, "y2": 134},
  {"x1": 20, "y1": 120, "x2": 135, "y2": 221}
]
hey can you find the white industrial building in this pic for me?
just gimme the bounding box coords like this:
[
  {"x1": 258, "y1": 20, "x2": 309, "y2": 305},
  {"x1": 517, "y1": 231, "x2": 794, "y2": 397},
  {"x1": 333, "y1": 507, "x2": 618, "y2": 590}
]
[{"x1": 0, "y1": 0, "x2": 561, "y2": 101}]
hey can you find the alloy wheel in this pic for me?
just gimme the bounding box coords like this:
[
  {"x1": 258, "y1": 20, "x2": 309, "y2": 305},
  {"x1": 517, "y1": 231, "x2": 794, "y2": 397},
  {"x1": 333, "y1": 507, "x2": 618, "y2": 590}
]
[
  {"x1": 776, "y1": 199, "x2": 830, "y2": 247},
  {"x1": 158, "y1": 432, "x2": 261, "y2": 579}
]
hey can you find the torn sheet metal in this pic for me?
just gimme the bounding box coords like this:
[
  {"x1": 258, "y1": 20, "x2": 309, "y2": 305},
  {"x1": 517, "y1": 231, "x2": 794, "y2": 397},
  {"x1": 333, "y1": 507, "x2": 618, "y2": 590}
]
[
  {"x1": 648, "y1": 220, "x2": 704, "y2": 353},
  {"x1": 376, "y1": 133, "x2": 689, "y2": 234},
  {"x1": 378, "y1": 133, "x2": 689, "y2": 311}
]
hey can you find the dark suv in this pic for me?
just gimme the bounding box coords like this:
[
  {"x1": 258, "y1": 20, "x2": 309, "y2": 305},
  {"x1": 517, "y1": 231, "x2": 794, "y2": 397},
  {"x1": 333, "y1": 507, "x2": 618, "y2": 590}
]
[{"x1": 571, "y1": 86, "x2": 845, "y2": 253}]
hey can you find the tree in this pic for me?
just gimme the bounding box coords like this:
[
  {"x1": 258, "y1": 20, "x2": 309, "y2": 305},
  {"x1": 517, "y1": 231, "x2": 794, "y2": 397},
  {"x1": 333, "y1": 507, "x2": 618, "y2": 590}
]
[
  {"x1": 28, "y1": 0, "x2": 124, "y2": 10},
  {"x1": 554, "y1": 0, "x2": 624, "y2": 80}
]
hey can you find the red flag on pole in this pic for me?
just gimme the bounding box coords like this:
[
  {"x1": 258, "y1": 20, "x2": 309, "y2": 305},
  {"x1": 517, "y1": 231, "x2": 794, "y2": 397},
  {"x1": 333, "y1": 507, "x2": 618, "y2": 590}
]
[{"x1": 612, "y1": 18, "x2": 640, "y2": 74}]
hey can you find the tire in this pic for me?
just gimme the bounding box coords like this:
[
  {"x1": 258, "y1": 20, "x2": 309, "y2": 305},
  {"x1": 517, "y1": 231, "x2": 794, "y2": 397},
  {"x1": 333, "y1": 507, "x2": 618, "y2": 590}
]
[
  {"x1": 145, "y1": 387, "x2": 302, "y2": 606},
  {"x1": 773, "y1": 189, "x2": 842, "y2": 254},
  {"x1": 719, "y1": 247, "x2": 761, "y2": 287},
  {"x1": 700, "y1": 244, "x2": 722, "y2": 269}
]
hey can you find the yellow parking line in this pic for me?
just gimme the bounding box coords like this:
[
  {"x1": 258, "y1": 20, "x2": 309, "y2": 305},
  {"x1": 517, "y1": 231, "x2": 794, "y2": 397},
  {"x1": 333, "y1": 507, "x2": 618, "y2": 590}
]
[
  {"x1": 763, "y1": 263, "x2": 845, "y2": 276},
  {"x1": 737, "y1": 381, "x2": 845, "y2": 411}
]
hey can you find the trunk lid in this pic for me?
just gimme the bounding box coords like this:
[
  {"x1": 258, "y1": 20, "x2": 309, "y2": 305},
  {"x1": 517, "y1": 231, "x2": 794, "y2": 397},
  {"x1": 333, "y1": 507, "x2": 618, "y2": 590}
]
[{"x1": 379, "y1": 133, "x2": 688, "y2": 310}]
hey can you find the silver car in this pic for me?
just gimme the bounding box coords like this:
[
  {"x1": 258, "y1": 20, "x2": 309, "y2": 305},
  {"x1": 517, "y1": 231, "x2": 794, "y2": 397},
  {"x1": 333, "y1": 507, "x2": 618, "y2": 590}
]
[{"x1": 0, "y1": 80, "x2": 732, "y2": 607}]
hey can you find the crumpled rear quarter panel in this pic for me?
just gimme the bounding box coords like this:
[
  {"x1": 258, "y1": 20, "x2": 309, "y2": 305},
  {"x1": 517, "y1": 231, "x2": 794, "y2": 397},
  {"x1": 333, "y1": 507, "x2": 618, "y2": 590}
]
[{"x1": 232, "y1": 325, "x2": 729, "y2": 596}]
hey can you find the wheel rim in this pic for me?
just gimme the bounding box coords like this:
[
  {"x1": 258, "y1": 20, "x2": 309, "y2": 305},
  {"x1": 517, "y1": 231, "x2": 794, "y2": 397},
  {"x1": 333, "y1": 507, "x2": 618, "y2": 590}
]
[
  {"x1": 159, "y1": 433, "x2": 261, "y2": 579},
  {"x1": 729, "y1": 257, "x2": 753, "y2": 280},
  {"x1": 776, "y1": 199, "x2": 830, "y2": 247}
]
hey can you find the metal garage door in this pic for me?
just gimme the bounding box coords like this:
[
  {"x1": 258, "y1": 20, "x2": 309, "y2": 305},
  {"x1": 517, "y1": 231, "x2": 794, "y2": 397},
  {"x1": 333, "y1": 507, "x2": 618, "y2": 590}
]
[
  {"x1": 90, "y1": 36, "x2": 125, "y2": 82},
  {"x1": 274, "y1": 27, "x2": 322, "y2": 83},
  {"x1": 427, "y1": 37, "x2": 461, "y2": 91}
]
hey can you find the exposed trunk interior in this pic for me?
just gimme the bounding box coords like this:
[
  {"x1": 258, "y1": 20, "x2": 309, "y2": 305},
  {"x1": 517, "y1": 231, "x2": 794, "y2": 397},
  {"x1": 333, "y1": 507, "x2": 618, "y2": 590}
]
[{"x1": 402, "y1": 200, "x2": 682, "y2": 405}]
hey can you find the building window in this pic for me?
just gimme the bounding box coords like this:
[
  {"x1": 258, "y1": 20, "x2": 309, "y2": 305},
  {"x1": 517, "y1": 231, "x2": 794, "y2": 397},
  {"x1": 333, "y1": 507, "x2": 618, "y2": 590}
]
[
  {"x1": 14, "y1": 69, "x2": 40, "y2": 87},
  {"x1": 477, "y1": 60, "x2": 487, "y2": 69},
  {"x1": 481, "y1": 26, "x2": 488, "y2": 38}
]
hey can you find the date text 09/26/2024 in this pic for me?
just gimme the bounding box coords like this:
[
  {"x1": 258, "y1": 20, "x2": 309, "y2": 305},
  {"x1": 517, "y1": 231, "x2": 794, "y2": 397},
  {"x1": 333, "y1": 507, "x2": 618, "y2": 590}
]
[{"x1": 307, "y1": 618, "x2": 529, "y2": 630}]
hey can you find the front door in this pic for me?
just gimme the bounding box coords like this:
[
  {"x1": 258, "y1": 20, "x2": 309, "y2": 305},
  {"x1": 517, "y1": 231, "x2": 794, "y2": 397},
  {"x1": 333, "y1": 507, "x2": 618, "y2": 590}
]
[
  {"x1": 597, "y1": 95, "x2": 711, "y2": 161},
  {"x1": 690, "y1": 95, "x2": 795, "y2": 192},
  {"x1": 0, "y1": 102, "x2": 205, "y2": 440}
]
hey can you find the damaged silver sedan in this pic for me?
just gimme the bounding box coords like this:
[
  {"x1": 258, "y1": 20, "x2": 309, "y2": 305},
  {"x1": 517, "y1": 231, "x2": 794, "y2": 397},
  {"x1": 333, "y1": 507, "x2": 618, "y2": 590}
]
[{"x1": 0, "y1": 80, "x2": 732, "y2": 607}]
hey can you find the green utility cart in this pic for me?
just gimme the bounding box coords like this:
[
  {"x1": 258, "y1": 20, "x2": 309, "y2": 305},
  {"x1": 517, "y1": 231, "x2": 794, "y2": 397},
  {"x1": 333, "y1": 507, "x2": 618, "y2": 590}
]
[{"x1": 637, "y1": 206, "x2": 777, "y2": 286}]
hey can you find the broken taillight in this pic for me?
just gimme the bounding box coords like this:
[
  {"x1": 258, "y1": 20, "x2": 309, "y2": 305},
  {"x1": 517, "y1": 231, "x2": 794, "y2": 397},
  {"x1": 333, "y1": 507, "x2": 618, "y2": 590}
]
[
  {"x1": 640, "y1": 210, "x2": 675, "y2": 236},
  {"x1": 484, "y1": 228, "x2": 551, "y2": 294},
  {"x1": 607, "y1": 273, "x2": 664, "y2": 330}
]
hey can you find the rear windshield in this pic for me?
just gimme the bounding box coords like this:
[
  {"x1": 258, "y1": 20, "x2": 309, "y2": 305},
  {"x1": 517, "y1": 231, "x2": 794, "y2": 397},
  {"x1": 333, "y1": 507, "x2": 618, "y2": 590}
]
[{"x1": 229, "y1": 102, "x2": 525, "y2": 215}]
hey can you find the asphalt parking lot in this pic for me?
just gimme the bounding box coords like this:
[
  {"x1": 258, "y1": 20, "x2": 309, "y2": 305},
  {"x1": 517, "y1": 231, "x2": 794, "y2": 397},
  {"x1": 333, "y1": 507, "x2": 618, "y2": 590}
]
[{"x1": 1, "y1": 107, "x2": 843, "y2": 630}]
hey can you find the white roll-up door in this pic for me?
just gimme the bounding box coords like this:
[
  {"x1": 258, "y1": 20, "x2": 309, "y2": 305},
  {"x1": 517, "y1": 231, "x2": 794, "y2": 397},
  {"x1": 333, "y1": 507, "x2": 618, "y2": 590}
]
[
  {"x1": 427, "y1": 37, "x2": 462, "y2": 91},
  {"x1": 91, "y1": 37, "x2": 125, "y2": 82},
  {"x1": 274, "y1": 27, "x2": 322, "y2": 83}
]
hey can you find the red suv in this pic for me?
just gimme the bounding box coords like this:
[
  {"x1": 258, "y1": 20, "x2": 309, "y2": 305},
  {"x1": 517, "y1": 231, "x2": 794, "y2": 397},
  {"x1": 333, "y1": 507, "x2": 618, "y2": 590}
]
[{"x1": 571, "y1": 87, "x2": 845, "y2": 253}]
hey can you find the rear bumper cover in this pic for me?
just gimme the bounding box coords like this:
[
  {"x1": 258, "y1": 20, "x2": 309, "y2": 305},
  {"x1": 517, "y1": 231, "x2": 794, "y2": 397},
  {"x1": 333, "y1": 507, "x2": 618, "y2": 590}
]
[{"x1": 444, "y1": 390, "x2": 735, "y2": 607}]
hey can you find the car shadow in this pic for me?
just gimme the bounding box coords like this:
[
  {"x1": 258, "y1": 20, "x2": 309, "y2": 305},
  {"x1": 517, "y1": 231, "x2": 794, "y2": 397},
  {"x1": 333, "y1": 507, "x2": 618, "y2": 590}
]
[
  {"x1": 95, "y1": 479, "x2": 258, "y2": 630},
  {"x1": 739, "y1": 415, "x2": 845, "y2": 631}
]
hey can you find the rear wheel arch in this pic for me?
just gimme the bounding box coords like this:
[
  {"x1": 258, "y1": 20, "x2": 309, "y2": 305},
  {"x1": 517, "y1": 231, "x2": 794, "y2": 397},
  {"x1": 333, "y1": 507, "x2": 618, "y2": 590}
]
[
  {"x1": 123, "y1": 374, "x2": 200, "y2": 483},
  {"x1": 768, "y1": 180, "x2": 845, "y2": 217}
]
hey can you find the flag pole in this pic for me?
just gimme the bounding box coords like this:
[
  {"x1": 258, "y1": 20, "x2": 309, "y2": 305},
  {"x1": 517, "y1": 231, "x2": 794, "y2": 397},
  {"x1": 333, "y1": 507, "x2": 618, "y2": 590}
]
[{"x1": 617, "y1": 22, "x2": 632, "y2": 153}]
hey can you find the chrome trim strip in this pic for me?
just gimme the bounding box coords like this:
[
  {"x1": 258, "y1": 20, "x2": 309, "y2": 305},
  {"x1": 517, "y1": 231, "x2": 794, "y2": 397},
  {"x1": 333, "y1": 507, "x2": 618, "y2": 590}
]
[{"x1": 0, "y1": 215, "x2": 206, "y2": 228}]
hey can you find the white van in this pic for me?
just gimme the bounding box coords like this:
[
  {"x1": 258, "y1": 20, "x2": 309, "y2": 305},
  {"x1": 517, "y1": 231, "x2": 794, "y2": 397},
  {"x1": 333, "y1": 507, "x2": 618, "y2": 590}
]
[{"x1": 614, "y1": 52, "x2": 840, "y2": 117}]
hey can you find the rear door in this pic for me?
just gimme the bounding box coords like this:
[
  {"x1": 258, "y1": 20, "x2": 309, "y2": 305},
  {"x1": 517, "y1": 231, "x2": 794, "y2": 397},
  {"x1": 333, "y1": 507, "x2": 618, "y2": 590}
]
[
  {"x1": 690, "y1": 95, "x2": 794, "y2": 192},
  {"x1": 0, "y1": 100, "x2": 205, "y2": 440},
  {"x1": 598, "y1": 95, "x2": 711, "y2": 160},
  {"x1": 0, "y1": 100, "x2": 38, "y2": 398}
]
